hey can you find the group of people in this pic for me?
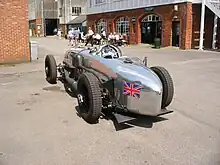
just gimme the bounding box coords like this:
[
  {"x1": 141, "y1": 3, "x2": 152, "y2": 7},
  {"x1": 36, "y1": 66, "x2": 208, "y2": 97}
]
[
  {"x1": 107, "y1": 32, "x2": 128, "y2": 46},
  {"x1": 67, "y1": 26, "x2": 127, "y2": 47},
  {"x1": 67, "y1": 27, "x2": 83, "y2": 46}
]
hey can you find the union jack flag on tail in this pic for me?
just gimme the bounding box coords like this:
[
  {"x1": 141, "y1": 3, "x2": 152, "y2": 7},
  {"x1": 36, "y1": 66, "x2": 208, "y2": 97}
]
[{"x1": 123, "y1": 81, "x2": 142, "y2": 98}]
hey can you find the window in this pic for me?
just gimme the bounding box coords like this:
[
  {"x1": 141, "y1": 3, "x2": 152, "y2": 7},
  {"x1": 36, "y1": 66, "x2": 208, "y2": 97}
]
[
  {"x1": 95, "y1": 0, "x2": 106, "y2": 4},
  {"x1": 72, "y1": 7, "x2": 81, "y2": 16},
  {"x1": 59, "y1": 8, "x2": 62, "y2": 17},
  {"x1": 96, "y1": 19, "x2": 107, "y2": 34},
  {"x1": 115, "y1": 17, "x2": 129, "y2": 35},
  {"x1": 142, "y1": 14, "x2": 161, "y2": 22},
  {"x1": 29, "y1": 22, "x2": 35, "y2": 29}
]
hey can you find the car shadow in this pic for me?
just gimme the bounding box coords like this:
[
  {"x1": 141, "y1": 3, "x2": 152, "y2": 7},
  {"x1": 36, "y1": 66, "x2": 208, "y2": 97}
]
[
  {"x1": 42, "y1": 86, "x2": 66, "y2": 93},
  {"x1": 63, "y1": 86, "x2": 169, "y2": 131},
  {"x1": 102, "y1": 109, "x2": 168, "y2": 131},
  {"x1": 75, "y1": 106, "x2": 168, "y2": 131}
]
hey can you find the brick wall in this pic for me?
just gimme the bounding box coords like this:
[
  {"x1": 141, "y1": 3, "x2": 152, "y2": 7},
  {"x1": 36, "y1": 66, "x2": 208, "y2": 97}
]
[
  {"x1": 180, "y1": 3, "x2": 193, "y2": 49},
  {"x1": 192, "y1": 4, "x2": 214, "y2": 49},
  {"x1": 60, "y1": 24, "x2": 67, "y2": 37},
  {"x1": 35, "y1": 18, "x2": 43, "y2": 36},
  {"x1": 192, "y1": 4, "x2": 201, "y2": 49},
  {"x1": 87, "y1": 2, "x2": 193, "y2": 49},
  {"x1": 0, "y1": 0, "x2": 30, "y2": 64}
]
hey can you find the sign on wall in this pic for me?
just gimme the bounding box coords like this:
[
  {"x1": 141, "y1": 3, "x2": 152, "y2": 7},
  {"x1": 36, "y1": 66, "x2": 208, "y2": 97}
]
[
  {"x1": 144, "y1": 7, "x2": 154, "y2": 12},
  {"x1": 131, "y1": 17, "x2": 136, "y2": 23}
]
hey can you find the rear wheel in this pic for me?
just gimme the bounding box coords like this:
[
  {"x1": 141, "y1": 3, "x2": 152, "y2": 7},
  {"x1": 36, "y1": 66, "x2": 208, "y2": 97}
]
[
  {"x1": 150, "y1": 66, "x2": 174, "y2": 109},
  {"x1": 77, "y1": 72, "x2": 102, "y2": 124},
  {"x1": 45, "y1": 55, "x2": 57, "y2": 84}
]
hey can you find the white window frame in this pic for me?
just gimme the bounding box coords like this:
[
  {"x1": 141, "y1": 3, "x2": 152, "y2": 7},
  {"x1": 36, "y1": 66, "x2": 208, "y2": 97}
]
[
  {"x1": 96, "y1": 18, "x2": 107, "y2": 34},
  {"x1": 142, "y1": 14, "x2": 161, "y2": 22},
  {"x1": 115, "y1": 17, "x2": 129, "y2": 35},
  {"x1": 72, "y1": 6, "x2": 82, "y2": 16}
]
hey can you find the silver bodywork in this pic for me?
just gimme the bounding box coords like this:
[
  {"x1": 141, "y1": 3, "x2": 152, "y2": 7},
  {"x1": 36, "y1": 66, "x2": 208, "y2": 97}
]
[{"x1": 64, "y1": 46, "x2": 163, "y2": 116}]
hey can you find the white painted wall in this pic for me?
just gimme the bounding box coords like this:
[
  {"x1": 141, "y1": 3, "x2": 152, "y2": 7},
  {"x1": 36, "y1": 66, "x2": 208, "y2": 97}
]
[
  {"x1": 87, "y1": 0, "x2": 202, "y2": 14},
  {"x1": 58, "y1": 0, "x2": 87, "y2": 24},
  {"x1": 28, "y1": 0, "x2": 59, "y2": 20},
  {"x1": 28, "y1": 0, "x2": 36, "y2": 20}
]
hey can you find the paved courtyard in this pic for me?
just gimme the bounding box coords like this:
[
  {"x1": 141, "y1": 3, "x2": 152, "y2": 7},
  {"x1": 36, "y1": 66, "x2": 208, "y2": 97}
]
[{"x1": 0, "y1": 37, "x2": 220, "y2": 165}]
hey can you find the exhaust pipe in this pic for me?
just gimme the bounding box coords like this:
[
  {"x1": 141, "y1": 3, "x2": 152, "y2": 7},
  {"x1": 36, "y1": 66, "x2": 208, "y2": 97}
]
[{"x1": 64, "y1": 69, "x2": 78, "y2": 96}]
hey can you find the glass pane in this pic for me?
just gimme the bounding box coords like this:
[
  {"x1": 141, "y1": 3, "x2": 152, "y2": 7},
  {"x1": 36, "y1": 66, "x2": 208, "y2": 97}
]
[
  {"x1": 97, "y1": 19, "x2": 107, "y2": 33},
  {"x1": 152, "y1": 15, "x2": 155, "y2": 21},
  {"x1": 115, "y1": 17, "x2": 129, "y2": 34}
]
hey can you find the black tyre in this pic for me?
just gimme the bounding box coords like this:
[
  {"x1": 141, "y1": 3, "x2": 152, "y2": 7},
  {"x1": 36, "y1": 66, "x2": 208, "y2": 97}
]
[
  {"x1": 150, "y1": 66, "x2": 174, "y2": 109},
  {"x1": 45, "y1": 55, "x2": 57, "y2": 84},
  {"x1": 77, "y1": 72, "x2": 102, "y2": 124}
]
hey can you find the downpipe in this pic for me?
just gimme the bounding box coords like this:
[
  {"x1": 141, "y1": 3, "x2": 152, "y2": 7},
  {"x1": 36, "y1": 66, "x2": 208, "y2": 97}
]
[{"x1": 63, "y1": 69, "x2": 78, "y2": 95}]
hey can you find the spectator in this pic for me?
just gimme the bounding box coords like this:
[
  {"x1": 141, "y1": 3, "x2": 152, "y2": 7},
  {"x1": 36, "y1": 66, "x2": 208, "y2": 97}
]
[
  {"x1": 108, "y1": 33, "x2": 114, "y2": 44},
  {"x1": 93, "y1": 33, "x2": 102, "y2": 45},
  {"x1": 57, "y1": 28, "x2": 62, "y2": 39},
  {"x1": 85, "y1": 27, "x2": 94, "y2": 47},
  {"x1": 115, "y1": 33, "x2": 120, "y2": 46},
  {"x1": 67, "y1": 28, "x2": 74, "y2": 46},
  {"x1": 53, "y1": 28, "x2": 57, "y2": 35},
  {"x1": 101, "y1": 28, "x2": 107, "y2": 40}
]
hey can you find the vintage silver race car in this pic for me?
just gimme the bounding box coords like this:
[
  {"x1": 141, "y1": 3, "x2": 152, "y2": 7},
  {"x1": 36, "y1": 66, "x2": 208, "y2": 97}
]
[{"x1": 44, "y1": 44, "x2": 174, "y2": 124}]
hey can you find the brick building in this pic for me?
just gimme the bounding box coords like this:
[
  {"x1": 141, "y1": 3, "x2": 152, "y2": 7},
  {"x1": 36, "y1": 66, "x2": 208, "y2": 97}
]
[
  {"x1": 0, "y1": 0, "x2": 30, "y2": 64},
  {"x1": 28, "y1": 0, "x2": 59, "y2": 37},
  {"x1": 87, "y1": 0, "x2": 220, "y2": 50}
]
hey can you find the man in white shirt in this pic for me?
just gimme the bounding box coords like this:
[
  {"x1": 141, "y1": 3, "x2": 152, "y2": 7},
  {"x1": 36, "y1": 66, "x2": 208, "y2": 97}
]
[
  {"x1": 95, "y1": 33, "x2": 101, "y2": 39},
  {"x1": 85, "y1": 27, "x2": 94, "y2": 47},
  {"x1": 114, "y1": 33, "x2": 121, "y2": 46},
  {"x1": 108, "y1": 33, "x2": 114, "y2": 44},
  {"x1": 57, "y1": 28, "x2": 62, "y2": 39},
  {"x1": 93, "y1": 33, "x2": 102, "y2": 45},
  {"x1": 108, "y1": 33, "x2": 113, "y2": 41},
  {"x1": 115, "y1": 33, "x2": 120, "y2": 41},
  {"x1": 80, "y1": 32, "x2": 86, "y2": 43},
  {"x1": 67, "y1": 28, "x2": 74, "y2": 46},
  {"x1": 101, "y1": 28, "x2": 106, "y2": 39}
]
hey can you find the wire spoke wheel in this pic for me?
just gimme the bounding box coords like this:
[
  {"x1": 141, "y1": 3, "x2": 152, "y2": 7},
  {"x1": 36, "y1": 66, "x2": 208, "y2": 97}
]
[{"x1": 77, "y1": 72, "x2": 102, "y2": 124}]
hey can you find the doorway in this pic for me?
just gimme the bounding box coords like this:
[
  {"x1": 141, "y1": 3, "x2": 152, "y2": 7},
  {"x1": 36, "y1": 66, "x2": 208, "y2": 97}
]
[
  {"x1": 141, "y1": 14, "x2": 162, "y2": 44},
  {"x1": 45, "y1": 19, "x2": 59, "y2": 36},
  {"x1": 172, "y1": 21, "x2": 180, "y2": 47}
]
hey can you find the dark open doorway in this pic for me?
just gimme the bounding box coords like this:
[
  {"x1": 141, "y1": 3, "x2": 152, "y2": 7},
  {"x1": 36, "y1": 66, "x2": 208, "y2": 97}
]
[
  {"x1": 141, "y1": 14, "x2": 162, "y2": 44},
  {"x1": 172, "y1": 21, "x2": 180, "y2": 47},
  {"x1": 45, "y1": 19, "x2": 59, "y2": 36}
]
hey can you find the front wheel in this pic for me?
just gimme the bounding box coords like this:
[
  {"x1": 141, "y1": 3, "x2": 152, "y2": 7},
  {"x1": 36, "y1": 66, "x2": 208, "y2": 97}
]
[
  {"x1": 77, "y1": 72, "x2": 102, "y2": 124},
  {"x1": 45, "y1": 55, "x2": 57, "y2": 84},
  {"x1": 150, "y1": 66, "x2": 174, "y2": 109}
]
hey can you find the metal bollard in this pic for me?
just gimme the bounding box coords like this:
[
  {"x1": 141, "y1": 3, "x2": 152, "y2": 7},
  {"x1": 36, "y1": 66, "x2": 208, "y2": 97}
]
[{"x1": 143, "y1": 57, "x2": 148, "y2": 66}]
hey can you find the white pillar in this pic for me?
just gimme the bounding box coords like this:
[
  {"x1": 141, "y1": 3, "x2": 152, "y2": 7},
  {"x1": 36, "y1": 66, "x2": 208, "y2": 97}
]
[
  {"x1": 212, "y1": 15, "x2": 218, "y2": 49},
  {"x1": 41, "y1": 0, "x2": 45, "y2": 37},
  {"x1": 199, "y1": 0, "x2": 206, "y2": 50}
]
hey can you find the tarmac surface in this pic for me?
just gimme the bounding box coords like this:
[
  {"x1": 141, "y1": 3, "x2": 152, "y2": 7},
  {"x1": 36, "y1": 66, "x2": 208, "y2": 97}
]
[{"x1": 0, "y1": 37, "x2": 220, "y2": 165}]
